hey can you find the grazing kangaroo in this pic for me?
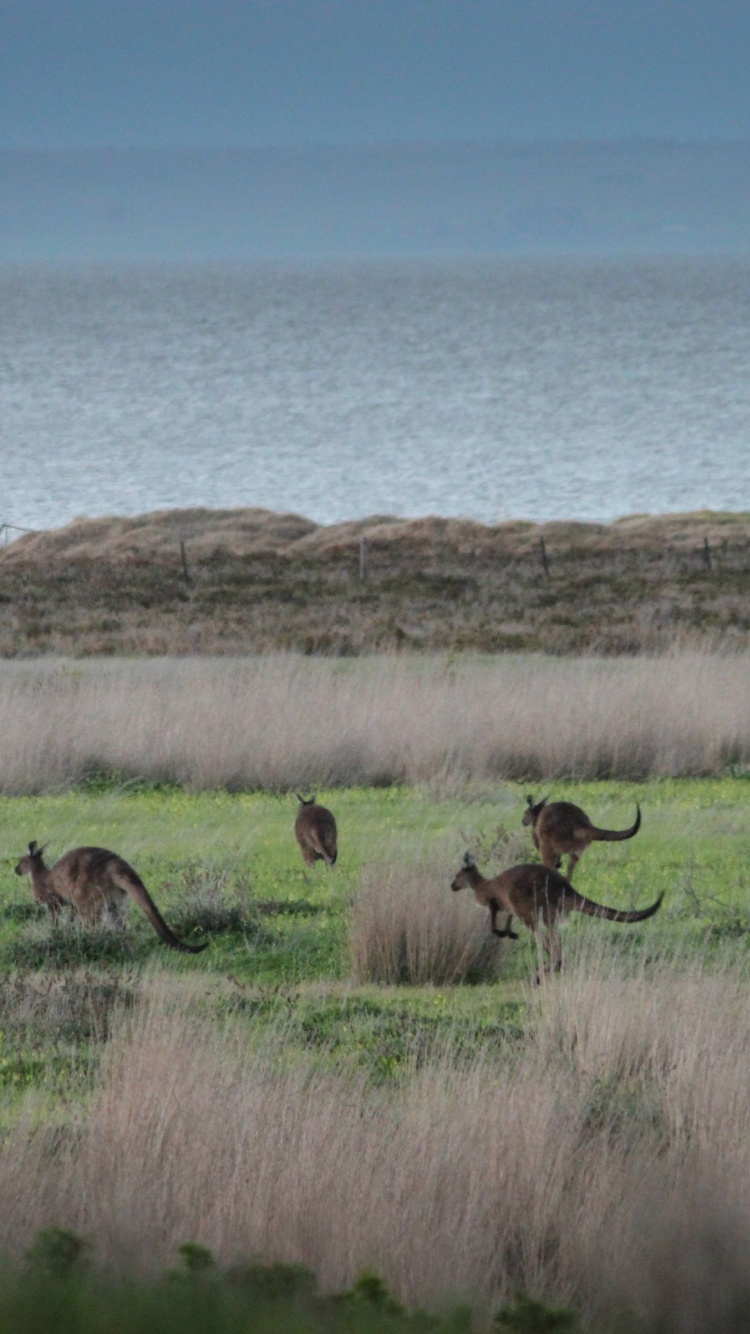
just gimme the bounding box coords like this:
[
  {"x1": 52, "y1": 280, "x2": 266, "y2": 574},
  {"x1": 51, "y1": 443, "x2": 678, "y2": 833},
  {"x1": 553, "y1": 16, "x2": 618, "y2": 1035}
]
[
  {"x1": 522, "y1": 794, "x2": 641, "y2": 879},
  {"x1": 294, "y1": 795, "x2": 338, "y2": 868},
  {"x1": 451, "y1": 852, "x2": 663, "y2": 974},
  {"x1": 15, "y1": 841, "x2": 208, "y2": 954}
]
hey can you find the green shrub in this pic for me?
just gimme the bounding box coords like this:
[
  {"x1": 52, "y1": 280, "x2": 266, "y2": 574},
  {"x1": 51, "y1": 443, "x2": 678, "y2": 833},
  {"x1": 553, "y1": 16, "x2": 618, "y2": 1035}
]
[
  {"x1": 0, "y1": 1238, "x2": 489, "y2": 1334},
  {"x1": 494, "y1": 1292, "x2": 578, "y2": 1332}
]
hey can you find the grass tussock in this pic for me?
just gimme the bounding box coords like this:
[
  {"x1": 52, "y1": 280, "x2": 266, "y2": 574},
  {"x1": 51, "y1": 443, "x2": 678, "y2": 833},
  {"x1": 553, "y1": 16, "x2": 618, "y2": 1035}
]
[
  {"x1": 0, "y1": 970, "x2": 134, "y2": 1047},
  {"x1": 2, "y1": 945, "x2": 750, "y2": 1331},
  {"x1": 161, "y1": 863, "x2": 269, "y2": 939},
  {"x1": 0, "y1": 968, "x2": 137, "y2": 1096},
  {"x1": 3, "y1": 920, "x2": 141, "y2": 970},
  {"x1": 350, "y1": 857, "x2": 504, "y2": 985},
  {"x1": 1, "y1": 650, "x2": 750, "y2": 794}
]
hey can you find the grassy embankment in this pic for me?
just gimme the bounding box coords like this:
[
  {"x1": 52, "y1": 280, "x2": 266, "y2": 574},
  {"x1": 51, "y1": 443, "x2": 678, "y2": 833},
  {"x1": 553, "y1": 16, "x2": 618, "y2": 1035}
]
[{"x1": 2, "y1": 506, "x2": 750, "y2": 655}]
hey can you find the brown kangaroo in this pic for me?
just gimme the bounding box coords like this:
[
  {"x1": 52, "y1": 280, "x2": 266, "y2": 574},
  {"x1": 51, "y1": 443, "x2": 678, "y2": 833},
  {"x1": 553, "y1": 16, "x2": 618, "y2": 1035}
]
[
  {"x1": 294, "y1": 795, "x2": 338, "y2": 868},
  {"x1": 522, "y1": 794, "x2": 641, "y2": 879},
  {"x1": 451, "y1": 852, "x2": 663, "y2": 973},
  {"x1": 15, "y1": 841, "x2": 208, "y2": 954}
]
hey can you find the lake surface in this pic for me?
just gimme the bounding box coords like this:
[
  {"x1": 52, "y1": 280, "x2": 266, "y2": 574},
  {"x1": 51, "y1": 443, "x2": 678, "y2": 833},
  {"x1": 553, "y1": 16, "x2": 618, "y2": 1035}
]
[{"x1": 1, "y1": 259, "x2": 749, "y2": 534}]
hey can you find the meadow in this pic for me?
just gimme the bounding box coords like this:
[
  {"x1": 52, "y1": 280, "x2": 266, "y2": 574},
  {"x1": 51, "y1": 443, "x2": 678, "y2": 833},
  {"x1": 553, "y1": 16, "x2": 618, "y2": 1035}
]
[
  {"x1": 1, "y1": 760, "x2": 750, "y2": 1331},
  {"x1": 1, "y1": 651, "x2": 750, "y2": 1330}
]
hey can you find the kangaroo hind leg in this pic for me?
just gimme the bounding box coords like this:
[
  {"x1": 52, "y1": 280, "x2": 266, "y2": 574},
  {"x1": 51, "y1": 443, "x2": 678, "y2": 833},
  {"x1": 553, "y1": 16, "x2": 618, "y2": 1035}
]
[
  {"x1": 546, "y1": 919, "x2": 563, "y2": 973},
  {"x1": 489, "y1": 898, "x2": 506, "y2": 938}
]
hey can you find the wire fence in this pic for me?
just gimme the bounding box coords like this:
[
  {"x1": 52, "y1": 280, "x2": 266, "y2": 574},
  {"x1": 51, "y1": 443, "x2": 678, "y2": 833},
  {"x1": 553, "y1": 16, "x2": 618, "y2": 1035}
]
[{"x1": 0, "y1": 523, "x2": 36, "y2": 546}]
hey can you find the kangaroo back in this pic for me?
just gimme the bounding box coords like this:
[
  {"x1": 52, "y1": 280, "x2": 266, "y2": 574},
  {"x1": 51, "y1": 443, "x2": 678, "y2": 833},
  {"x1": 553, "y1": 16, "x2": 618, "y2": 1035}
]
[
  {"x1": 295, "y1": 797, "x2": 338, "y2": 867},
  {"x1": 590, "y1": 805, "x2": 641, "y2": 842},
  {"x1": 110, "y1": 862, "x2": 207, "y2": 953},
  {"x1": 314, "y1": 809, "x2": 338, "y2": 866}
]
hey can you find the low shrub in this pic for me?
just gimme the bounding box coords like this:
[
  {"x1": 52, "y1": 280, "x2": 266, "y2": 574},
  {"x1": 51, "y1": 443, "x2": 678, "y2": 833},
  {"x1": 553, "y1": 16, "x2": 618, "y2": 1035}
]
[
  {"x1": 161, "y1": 863, "x2": 289, "y2": 947},
  {"x1": 350, "y1": 857, "x2": 504, "y2": 985},
  {"x1": 3, "y1": 921, "x2": 142, "y2": 970}
]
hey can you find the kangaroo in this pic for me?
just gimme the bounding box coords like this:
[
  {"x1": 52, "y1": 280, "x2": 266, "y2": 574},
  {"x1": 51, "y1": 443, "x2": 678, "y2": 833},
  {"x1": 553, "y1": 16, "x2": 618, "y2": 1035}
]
[
  {"x1": 522, "y1": 794, "x2": 641, "y2": 879},
  {"x1": 294, "y1": 795, "x2": 338, "y2": 868},
  {"x1": 15, "y1": 841, "x2": 208, "y2": 954},
  {"x1": 451, "y1": 852, "x2": 663, "y2": 973}
]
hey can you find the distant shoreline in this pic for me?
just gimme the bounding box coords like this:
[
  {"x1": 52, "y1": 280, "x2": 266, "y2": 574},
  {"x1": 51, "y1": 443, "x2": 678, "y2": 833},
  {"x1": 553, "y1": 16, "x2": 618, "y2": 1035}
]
[{"x1": 2, "y1": 141, "x2": 750, "y2": 262}]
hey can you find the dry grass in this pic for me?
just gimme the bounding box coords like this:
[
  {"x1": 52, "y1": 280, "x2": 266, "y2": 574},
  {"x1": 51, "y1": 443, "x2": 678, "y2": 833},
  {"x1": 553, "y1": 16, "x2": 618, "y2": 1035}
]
[
  {"x1": 3, "y1": 506, "x2": 750, "y2": 656},
  {"x1": 2, "y1": 946, "x2": 750, "y2": 1330},
  {"x1": 161, "y1": 863, "x2": 261, "y2": 938},
  {"x1": 0, "y1": 650, "x2": 749, "y2": 793},
  {"x1": 350, "y1": 857, "x2": 505, "y2": 985}
]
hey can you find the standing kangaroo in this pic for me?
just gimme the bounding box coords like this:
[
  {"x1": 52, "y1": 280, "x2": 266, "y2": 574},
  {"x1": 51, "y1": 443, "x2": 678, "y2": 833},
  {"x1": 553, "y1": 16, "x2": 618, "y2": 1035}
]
[
  {"x1": 451, "y1": 852, "x2": 662, "y2": 973},
  {"x1": 522, "y1": 794, "x2": 641, "y2": 879},
  {"x1": 15, "y1": 841, "x2": 208, "y2": 954},
  {"x1": 294, "y1": 795, "x2": 338, "y2": 868}
]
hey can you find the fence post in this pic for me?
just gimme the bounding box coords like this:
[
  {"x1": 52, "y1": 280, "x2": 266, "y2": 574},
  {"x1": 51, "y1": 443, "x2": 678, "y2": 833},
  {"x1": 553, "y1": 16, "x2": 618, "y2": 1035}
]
[
  {"x1": 539, "y1": 536, "x2": 550, "y2": 578},
  {"x1": 359, "y1": 536, "x2": 370, "y2": 583},
  {"x1": 180, "y1": 540, "x2": 191, "y2": 585}
]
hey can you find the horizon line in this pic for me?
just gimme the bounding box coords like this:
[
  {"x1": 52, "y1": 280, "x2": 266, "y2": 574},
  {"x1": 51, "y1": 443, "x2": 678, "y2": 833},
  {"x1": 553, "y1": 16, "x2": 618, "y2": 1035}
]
[{"x1": 2, "y1": 135, "x2": 750, "y2": 155}]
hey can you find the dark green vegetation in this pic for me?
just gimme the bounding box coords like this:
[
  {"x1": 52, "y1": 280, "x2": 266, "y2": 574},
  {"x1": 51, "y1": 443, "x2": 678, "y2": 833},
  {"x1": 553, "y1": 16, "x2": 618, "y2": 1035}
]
[
  {"x1": 2, "y1": 507, "x2": 750, "y2": 655},
  {"x1": 0, "y1": 1230, "x2": 581, "y2": 1334}
]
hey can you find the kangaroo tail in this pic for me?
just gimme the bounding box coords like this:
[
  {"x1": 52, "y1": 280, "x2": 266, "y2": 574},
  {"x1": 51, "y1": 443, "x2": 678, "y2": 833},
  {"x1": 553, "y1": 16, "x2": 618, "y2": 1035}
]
[
  {"x1": 314, "y1": 816, "x2": 338, "y2": 868},
  {"x1": 113, "y1": 867, "x2": 208, "y2": 954},
  {"x1": 322, "y1": 828, "x2": 338, "y2": 867},
  {"x1": 315, "y1": 835, "x2": 337, "y2": 868},
  {"x1": 575, "y1": 889, "x2": 664, "y2": 924},
  {"x1": 591, "y1": 804, "x2": 641, "y2": 842}
]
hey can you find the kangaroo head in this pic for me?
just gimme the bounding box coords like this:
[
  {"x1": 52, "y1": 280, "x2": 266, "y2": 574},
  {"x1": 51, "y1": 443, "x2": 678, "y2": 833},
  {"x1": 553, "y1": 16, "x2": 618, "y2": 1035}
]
[
  {"x1": 451, "y1": 851, "x2": 477, "y2": 892},
  {"x1": 15, "y1": 840, "x2": 48, "y2": 877},
  {"x1": 522, "y1": 794, "x2": 548, "y2": 827},
  {"x1": 296, "y1": 793, "x2": 315, "y2": 807}
]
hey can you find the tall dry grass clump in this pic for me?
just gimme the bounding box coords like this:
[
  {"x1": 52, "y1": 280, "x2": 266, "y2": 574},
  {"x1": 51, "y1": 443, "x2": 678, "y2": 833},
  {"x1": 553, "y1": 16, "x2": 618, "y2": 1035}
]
[
  {"x1": 3, "y1": 947, "x2": 750, "y2": 1329},
  {"x1": 0, "y1": 649, "x2": 749, "y2": 792},
  {"x1": 350, "y1": 857, "x2": 504, "y2": 984}
]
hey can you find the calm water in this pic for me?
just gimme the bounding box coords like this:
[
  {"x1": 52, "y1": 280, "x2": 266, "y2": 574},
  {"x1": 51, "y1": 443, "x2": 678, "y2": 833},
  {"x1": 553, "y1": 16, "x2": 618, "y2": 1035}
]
[{"x1": 1, "y1": 259, "x2": 749, "y2": 533}]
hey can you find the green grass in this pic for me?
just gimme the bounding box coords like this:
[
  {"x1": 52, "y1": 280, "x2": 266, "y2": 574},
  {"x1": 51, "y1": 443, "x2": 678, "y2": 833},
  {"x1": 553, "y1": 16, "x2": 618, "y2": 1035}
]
[
  {"x1": 0, "y1": 777, "x2": 749, "y2": 1098},
  {"x1": 1, "y1": 777, "x2": 750, "y2": 985}
]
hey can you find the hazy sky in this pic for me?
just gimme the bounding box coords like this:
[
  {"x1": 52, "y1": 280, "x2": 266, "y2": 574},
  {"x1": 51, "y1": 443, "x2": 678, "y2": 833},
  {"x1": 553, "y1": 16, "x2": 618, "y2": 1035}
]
[{"x1": 1, "y1": 0, "x2": 749, "y2": 149}]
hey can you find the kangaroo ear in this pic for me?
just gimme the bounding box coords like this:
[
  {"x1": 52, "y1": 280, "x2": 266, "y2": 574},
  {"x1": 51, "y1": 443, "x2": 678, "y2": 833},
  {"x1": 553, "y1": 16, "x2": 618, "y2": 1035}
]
[
  {"x1": 28, "y1": 840, "x2": 37, "y2": 854},
  {"x1": 525, "y1": 794, "x2": 534, "y2": 807},
  {"x1": 539, "y1": 795, "x2": 550, "y2": 808},
  {"x1": 462, "y1": 851, "x2": 475, "y2": 868}
]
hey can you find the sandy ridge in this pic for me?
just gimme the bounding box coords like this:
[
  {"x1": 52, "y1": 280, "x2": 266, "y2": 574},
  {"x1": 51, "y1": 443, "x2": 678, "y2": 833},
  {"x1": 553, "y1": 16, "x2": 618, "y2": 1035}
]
[{"x1": 3, "y1": 506, "x2": 750, "y2": 566}]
